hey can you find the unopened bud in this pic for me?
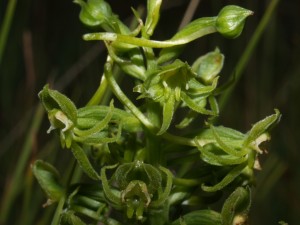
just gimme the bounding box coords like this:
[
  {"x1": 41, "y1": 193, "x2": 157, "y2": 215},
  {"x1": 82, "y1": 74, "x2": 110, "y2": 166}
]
[
  {"x1": 192, "y1": 48, "x2": 224, "y2": 83},
  {"x1": 74, "y1": 0, "x2": 113, "y2": 28},
  {"x1": 216, "y1": 5, "x2": 253, "y2": 39}
]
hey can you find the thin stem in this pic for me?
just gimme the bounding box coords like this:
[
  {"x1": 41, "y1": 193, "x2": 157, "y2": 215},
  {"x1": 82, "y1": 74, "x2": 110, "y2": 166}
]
[
  {"x1": 83, "y1": 26, "x2": 217, "y2": 48},
  {"x1": 87, "y1": 74, "x2": 108, "y2": 106},
  {"x1": 50, "y1": 195, "x2": 66, "y2": 225},
  {"x1": 86, "y1": 5, "x2": 145, "y2": 107},
  {"x1": 218, "y1": 0, "x2": 281, "y2": 111},
  {"x1": 0, "y1": 0, "x2": 17, "y2": 64},
  {"x1": 162, "y1": 133, "x2": 196, "y2": 147},
  {"x1": 173, "y1": 178, "x2": 201, "y2": 187},
  {"x1": 104, "y1": 60, "x2": 156, "y2": 131}
]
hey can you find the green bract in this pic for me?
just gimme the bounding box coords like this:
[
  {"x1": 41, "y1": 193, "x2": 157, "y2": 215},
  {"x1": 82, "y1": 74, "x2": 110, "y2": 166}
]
[{"x1": 32, "y1": 160, "x2": 64, "y2": 205}]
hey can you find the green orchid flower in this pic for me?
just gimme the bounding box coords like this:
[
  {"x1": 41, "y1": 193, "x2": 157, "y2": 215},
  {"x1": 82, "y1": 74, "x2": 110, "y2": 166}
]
[
  {"x1": 194, "y1": 109, "x2": 281, "y2": 191},
  {"x1": 134, "y1": 59, "x2": 218, "y2": 135},
  {"x1": 101, "y1": 161, "x2": 173, "y2": 220}
]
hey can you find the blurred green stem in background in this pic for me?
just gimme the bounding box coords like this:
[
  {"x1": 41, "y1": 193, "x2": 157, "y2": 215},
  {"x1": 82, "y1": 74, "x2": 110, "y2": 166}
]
[
  {"x1": 0, "y1": 0, "x2": 17, "y2": 65},
  {"x1": 0, "y1": 105, "x2": 44, "y2": 223}
]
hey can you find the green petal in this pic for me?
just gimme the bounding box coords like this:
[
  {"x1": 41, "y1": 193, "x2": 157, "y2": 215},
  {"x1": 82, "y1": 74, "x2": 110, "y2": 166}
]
[
  {"x1": 244, "y1": 109, "x2": 281, "y2": 146},
  {"x1": 74, "y1": 100, "x2": 114, "y2": 137},
  {"x1": 181, "y1": 92, "x2": 215, "y2": 115},
  {"x1": 39, "y1": 85, "x2": 77, "y2": 123}
]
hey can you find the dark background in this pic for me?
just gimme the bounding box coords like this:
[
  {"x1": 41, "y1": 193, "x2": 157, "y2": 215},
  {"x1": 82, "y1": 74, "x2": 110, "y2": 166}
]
[{"x1": 0, "y1": 0, "x2": 299, "y2": 224}]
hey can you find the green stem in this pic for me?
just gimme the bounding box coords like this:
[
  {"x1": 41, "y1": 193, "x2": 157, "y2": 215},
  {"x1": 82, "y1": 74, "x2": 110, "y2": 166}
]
[
  {"x1": 104, "y1": 60, "x2": 155, "y2": 131},
  {"x1": 173, "y1": 178, "x2": 201, "y2": 187},
  {"x1": 87, "y1": 74, "x2": 108, "y2": 106},
  {"x1": 83, "y1": 26, "x2": 217, "y2": 48},
  {"x1": 162, "y1": 133, "x2": 196, "y2": 147},
  {"x1": 218, "y1": 0, "x2": 280, "y2": 111},
  {"x1": 146, "y1": 130, "x2": 161, "y2": 165},
  {"x1": 50, "y1": 195, "x2": 66, "y2": 225},
  {"x1": 0, "y1": 0, "x2": 17, "y2": 64}
]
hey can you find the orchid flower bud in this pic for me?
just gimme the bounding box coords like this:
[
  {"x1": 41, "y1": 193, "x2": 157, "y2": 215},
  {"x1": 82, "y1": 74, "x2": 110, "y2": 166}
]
[
  {"x1": 74, "y1": 0, "x2": 113, "y2": 27},
  {"x1": 192, "y1": 48, "x2": 224, "y2": 84},
  {"x1": 216, "y1": 5, "x2": 253, "y2": 39},
  {"x1": 74, "y1": 0, "x2": 130, "y2": 33}
]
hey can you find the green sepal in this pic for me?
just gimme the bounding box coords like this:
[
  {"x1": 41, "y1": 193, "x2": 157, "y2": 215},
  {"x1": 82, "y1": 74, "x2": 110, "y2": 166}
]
[
  {"x1": 210, "y1": 125, "x2": 248, "y2": 157},
  {"x1": 60, "y1": 129, "x2": 74, "y2": 149},
  {"x1": 100, "y1": 164, "x2": 122, "y2": 206},
  {"x1": 150, "y1": 165, "x2": 173, "y2": 208},
  {"x1": 38, "y1": 84, "x2": 77, "y2": 124},
  {"x1": 70, "y1": 142, "x2": 101, "y2": 180},
  {"x1": 114, "y1": 161, "x2": 162, "y2": 194},
  {"x1": 74, "y1": 100, "x2": 114, "y2": 137},
  {"x1": 197, "y1": 144, "x2": 248, "y2": 166},
  {"x1": 74, "y1": 131, "x2": 120, "y2": 145},
  {"x1": 221, "y1": 186, "x2": 251, "y2": 225},
  {"x1": 32, "y1": 160, "x2": 64, "y2": 204},
  {"x1": 186, "y1": 76, "x2": 219, "y2": 95},
  {"x1": 244, "y1": 109, "x2": 281, "y2": 147},
  {"x1": 195, "y1": 125, "x2": 248, "y2": 163},
  {"x1": 181, "y1": 92, "x2": 215, "y2": 116},
  {"x1": 171, "y1": 210, "x2": 222, "y2": 225}
]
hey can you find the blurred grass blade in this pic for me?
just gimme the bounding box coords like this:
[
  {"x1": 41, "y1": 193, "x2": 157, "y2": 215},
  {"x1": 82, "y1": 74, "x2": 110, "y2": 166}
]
[
  {"x1": 0, "y1": 105, "x2": 44, "y2": 224},
  {"x1": 0, "y1": 0, "x2": 17, "y2": 64}
]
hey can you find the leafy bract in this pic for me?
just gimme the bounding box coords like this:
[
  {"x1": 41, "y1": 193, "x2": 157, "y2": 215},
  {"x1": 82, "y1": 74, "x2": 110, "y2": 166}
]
[{"x1": 32, "y1": 160, "x2": 64, "y2": 204}]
